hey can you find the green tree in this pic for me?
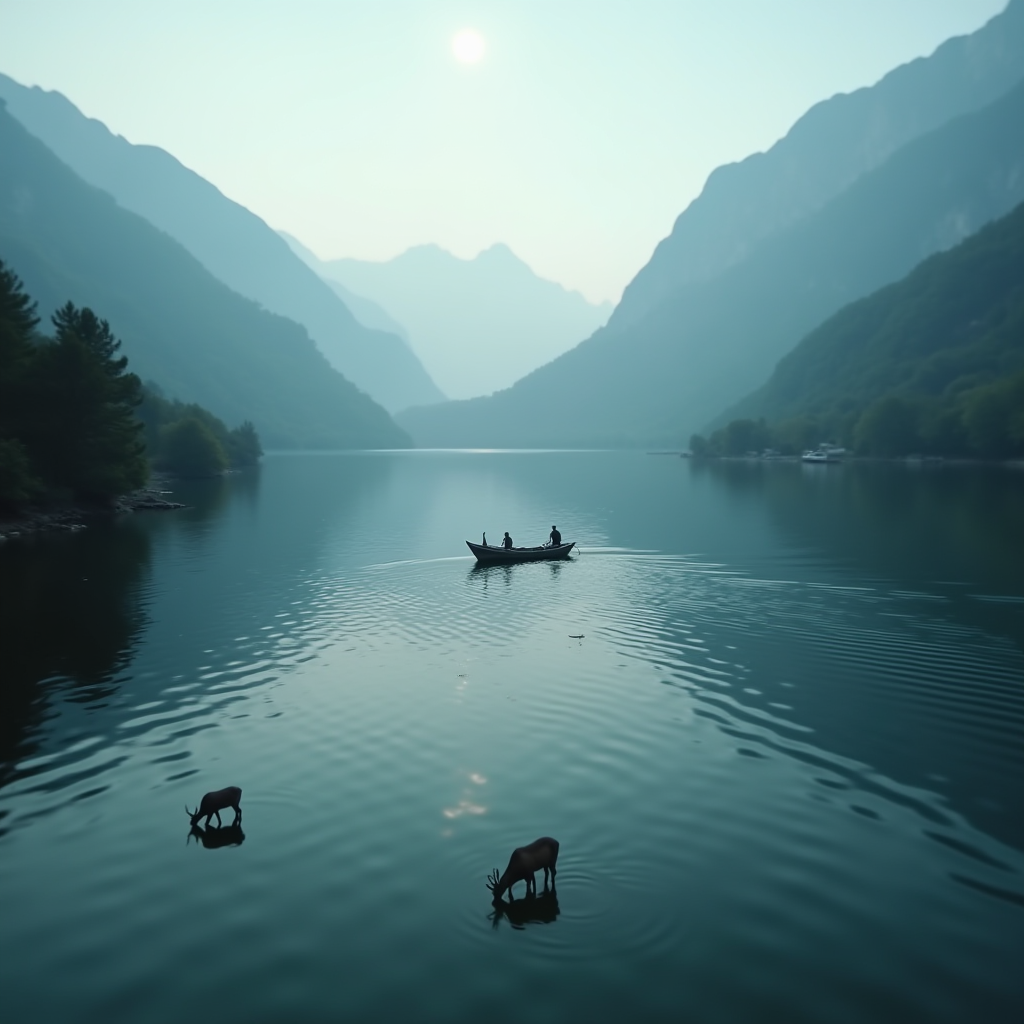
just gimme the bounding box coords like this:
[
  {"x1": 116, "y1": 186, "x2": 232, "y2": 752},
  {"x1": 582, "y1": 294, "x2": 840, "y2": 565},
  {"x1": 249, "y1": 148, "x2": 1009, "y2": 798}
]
[
  {"x1": 723, "y1": 418, "x2": 771, "y2": 456},
  {"x1": 159, "y1": 417, "x2": 228, "y2": 476},
  {"x1": 0, "y1": 263, "x2": 42, "y2": 506},
  {"x1": 854, "y1": 397, "x2": 921, "y2": 456},
  {"x1": 227, "y1": 420, "x2": 263, "y2": 467},
  {"x1": 139, "y1": 386, "x2": 262, "y2": 471},
  {"x1": 918, "y1": 401, "x2": 968, "y2": 456},
  {"x1": 773, "y1": 416, "x2": 822, "y2": 455},
  {"x1": 961, "y1": 371, "x2": 1024, "y2": 457},
  {"x1": 0, "y1": 261, "x2": 39, "y2": 366},
  {"x1": 0, "y1": 438, "x2": 38, "y2": 508},
  {"x1": 0, "y1": 264, "x2": 39, "y2": 429},
  {"x1": 689, "y1": 433, "x2": 710, "y2": 458},
  {"x1": 29, "y1": 304, "x2": 147, "y2": 499}
]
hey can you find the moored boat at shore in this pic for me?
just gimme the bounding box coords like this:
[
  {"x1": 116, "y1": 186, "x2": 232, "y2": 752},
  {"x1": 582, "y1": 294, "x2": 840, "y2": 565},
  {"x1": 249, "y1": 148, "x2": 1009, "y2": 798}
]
[
  {"x1": 802, "y1": 449, "x2": 835, "y2": 463},
  {"x1": 802, "y1": 444, "x2": 846, "y2": 463},
  {"x1": 466, "y1": 540, "x2": 576, "y2": 564}
]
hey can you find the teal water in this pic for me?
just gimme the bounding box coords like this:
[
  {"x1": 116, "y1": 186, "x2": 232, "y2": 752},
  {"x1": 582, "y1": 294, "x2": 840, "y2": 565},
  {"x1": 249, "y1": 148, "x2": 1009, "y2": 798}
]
[{"x1": 1, "y1": 452, "x2": 1021, "y2": 1023}]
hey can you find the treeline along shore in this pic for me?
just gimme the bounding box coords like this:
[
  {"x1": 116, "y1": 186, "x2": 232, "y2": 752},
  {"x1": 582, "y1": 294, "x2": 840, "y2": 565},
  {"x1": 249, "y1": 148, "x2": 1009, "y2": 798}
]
[
  {"x1": 691, "y1": 203, "x2": 1024, "y2": 461},
  {"x1": 0, "y1": 259, "x2": 262, "y2": 535}
]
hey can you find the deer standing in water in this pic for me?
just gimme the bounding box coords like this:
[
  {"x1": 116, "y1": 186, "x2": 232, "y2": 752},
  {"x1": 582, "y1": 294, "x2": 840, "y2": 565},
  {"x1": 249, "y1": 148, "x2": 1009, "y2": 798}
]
[
  {"x1": 486, "y1": 837, "x2": 559, "y2": 902},
  {"x1": 186, "y1": 786, "x2": 242, "y2": 828}
]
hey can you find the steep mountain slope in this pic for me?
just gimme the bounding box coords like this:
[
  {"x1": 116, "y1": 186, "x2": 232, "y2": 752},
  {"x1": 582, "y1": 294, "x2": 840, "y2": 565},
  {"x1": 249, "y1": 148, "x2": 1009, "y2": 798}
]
[
  {"x1": 613, "y1": 0, "x2": 1024, "y2": 329},
  {"x1": 0, "y1": 73, "x2": 443, "y2": 414},
  {"x1": 718, "y1": 202, "x2": 1024, "y2": 426},
  {"x1": 0, "y1": 104, "x2": 409, "y2": 450},
  {"x1": 278, "y1": 230, "x2": 411, "y2": 341},
  {"x1": 398, "y1": 82, "x2": 1024, "y2": 448},
  {"x1": 289, "y1": 240, "x2": 612, "y2": 400}
]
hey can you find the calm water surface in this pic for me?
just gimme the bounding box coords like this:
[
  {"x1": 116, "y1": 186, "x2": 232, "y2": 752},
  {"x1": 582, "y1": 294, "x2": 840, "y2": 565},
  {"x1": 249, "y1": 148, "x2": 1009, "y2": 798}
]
[{"x1": 1, "y1": 452, "x2": 1022, "y2": 1023}]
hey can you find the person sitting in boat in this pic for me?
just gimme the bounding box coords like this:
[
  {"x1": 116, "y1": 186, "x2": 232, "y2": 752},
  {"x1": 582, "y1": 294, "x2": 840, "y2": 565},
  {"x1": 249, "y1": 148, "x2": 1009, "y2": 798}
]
[
  {"x1": 502, "y1": 532, "x2": 514, "y2": 550},
  {"x1": 548, "y1": 525, "x2": 562, "y2": 547}
]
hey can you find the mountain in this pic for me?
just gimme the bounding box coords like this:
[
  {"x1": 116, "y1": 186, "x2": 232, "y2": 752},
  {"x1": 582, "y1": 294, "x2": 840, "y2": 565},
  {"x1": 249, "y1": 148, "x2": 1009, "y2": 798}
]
[
  {"x1": 277, "y1": 231, "x2": 411, "y2": 342},
  {"x1": 398, "y1": 80, "x2": 1024, "y2": 449},
  {"x1": 612, "y1": 0, "x2": 1024, "y2": 330},
  {"x1": 716, "y1": 202, "x2": 1024, "y2": 432},
  {"x1": 287, "y1": 239, "x2": 613, "y2": 400},
  {"x1": 0, "y1": 73, "x2": 444, "y2": 415},
  {"x1": 0, "y1": 103, "x2": 410, "y2": 450}
]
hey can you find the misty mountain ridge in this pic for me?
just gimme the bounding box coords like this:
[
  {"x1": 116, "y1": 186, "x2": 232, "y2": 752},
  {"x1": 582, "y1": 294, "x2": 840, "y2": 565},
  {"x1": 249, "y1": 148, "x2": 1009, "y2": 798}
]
[
  {"x1": 613, "y1": 0, "x2": 1024, "y2": 330},
  {"x1": 286, "y1": 235, "x2": 613, "y2": 400},
  {"x1": 398, "y1": 78, "x2": 1024, "y2": 449},
  {"x1": 0, "y1": 102, "x2": 409, "y2": 449},
  {"x1": 277, "y1": 230, "x2": 412, "y2": 343},
  {"x1": 0, "y1": 72, "x2": 444, "y2": 414}
]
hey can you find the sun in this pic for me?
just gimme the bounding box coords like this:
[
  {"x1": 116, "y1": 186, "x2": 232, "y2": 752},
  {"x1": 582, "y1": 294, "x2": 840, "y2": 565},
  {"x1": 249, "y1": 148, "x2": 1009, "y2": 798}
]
[{"x1": 452, "y1": 28, "x2": 485, "y2": 64}]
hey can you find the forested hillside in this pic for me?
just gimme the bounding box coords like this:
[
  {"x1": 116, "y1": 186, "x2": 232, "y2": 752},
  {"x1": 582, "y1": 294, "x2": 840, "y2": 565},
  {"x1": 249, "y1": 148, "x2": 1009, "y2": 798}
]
[
  {"x1": 0, "y1": 104, "x2": 410, "y2": 450},
  {"x1": 698, "y1": 202, "x2": 1024, "y2": 458}
]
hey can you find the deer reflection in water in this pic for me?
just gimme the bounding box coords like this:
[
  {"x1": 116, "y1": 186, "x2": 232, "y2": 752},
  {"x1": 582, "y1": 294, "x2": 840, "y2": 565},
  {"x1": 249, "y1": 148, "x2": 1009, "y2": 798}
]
[
  {"x1": 187, "y1": 822, "x2": 246, "y2": 849},
  {"x1": 490, "y1": 884, "x2": 560, "y2": 930}
]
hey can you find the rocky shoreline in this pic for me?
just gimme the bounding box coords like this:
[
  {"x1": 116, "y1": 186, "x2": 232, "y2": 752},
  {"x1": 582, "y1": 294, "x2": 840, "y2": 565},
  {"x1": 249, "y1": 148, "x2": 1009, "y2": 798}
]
[{"x1": 0, "y1": 480, "x2": 187, "y2": 542}]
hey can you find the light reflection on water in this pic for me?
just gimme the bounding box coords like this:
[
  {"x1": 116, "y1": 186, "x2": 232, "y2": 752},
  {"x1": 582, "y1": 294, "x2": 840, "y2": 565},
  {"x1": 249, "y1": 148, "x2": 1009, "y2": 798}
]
[{"x1": 0, "y1": 452, "x2": 1021, "y2": 1023}]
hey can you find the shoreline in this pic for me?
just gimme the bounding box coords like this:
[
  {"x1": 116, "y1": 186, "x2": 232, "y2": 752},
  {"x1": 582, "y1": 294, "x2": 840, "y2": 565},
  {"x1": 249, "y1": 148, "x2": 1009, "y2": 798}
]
[
  {"x1": 684, "y1": 454, "x2": 1024, "y2": 467},
  {"x1": 0, "y1": 476, "x2": 187, "y2": 542}
]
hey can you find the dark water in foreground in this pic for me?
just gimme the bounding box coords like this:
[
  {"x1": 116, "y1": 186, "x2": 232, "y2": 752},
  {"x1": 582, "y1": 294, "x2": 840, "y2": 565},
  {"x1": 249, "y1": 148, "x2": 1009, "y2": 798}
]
[{"x1": 1, "y1": 452, "x2": 1021, "y2": 1023}]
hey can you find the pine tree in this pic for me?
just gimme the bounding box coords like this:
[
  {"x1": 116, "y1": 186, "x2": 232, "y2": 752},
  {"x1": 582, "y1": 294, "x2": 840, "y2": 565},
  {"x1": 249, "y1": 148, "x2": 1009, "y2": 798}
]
[
  {"x1": 29, "y1": 303, "x2": 148, "y2": 500},
  {"x1": 0, "y1": 261, "x2": 42, "y2": 506}
]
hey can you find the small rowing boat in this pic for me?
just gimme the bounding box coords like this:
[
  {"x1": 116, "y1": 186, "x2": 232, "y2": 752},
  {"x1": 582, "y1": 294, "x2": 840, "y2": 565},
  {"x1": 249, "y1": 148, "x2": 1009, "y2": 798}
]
[{"x1": 466, "y1": 540, "x2": 576, "y2": 564}]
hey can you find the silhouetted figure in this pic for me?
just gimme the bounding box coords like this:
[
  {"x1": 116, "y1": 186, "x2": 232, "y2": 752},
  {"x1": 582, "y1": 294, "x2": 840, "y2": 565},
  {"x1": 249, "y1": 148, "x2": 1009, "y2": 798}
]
[
  {"x1": 187, "y1": 822, "x2": 246, "y2": 849},
  {"x1": 549, "y1": 525, "x2": 562, "y2": 546},
  {"x1": 186, "y1": 785, "x2": 242, "y2": 828},
  {"x1": 482, "y1": 532, "x2": 488, "y2": 546},
  {"x1": 502, "y1": 532, "x2": 513, "y2": 550},
  {"x1": 486, "y1": 836, "x2": 559, "y2": 902}
]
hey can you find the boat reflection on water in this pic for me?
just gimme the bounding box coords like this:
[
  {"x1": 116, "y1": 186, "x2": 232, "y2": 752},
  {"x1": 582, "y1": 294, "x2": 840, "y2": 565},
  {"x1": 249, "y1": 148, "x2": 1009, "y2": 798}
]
[
  {"x1": 187, "y1": 823, "x2": 246, "y2": 850},
  {"x1": 467, "y1": 558, "x2": 568, "y2": 589},
  {"x1": 489, "y1": 886, "x2": 560, "y2": 930}
]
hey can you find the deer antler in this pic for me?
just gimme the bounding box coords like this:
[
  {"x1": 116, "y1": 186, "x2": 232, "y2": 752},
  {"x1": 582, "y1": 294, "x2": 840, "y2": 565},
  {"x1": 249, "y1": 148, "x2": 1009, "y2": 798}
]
[
  {"x1": 185, "y1": 804, "x2": 195, "y2": 817},
  {"x1": 485, "y1": 868, "x2": 500, "y2": 892}
]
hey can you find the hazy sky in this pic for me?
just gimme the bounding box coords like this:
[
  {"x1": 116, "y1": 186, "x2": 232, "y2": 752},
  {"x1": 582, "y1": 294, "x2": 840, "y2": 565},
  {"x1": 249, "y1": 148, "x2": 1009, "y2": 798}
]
[{"x1": 0, "y1": 0, "x2": 1008, "y2": 303}]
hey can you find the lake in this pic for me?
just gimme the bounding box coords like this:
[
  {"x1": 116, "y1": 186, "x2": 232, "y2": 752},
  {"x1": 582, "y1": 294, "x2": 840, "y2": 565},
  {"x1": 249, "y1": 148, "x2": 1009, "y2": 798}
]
[{"x1": 1, "y1": 451, "x2": 1021, "y2": 1023}]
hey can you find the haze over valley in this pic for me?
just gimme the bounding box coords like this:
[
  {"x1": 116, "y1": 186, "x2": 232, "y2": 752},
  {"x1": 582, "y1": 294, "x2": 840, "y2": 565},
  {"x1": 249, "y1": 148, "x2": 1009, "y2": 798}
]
[
  {"x1": 2, "y1": 3, "x2": 1019, "y2": 457},
  {"x1": 283, "y1": 234, "x2": 612, "y2": 400},
  {"x1": 2, "y1": 6, "x2": 1023, "y2": 1024}
]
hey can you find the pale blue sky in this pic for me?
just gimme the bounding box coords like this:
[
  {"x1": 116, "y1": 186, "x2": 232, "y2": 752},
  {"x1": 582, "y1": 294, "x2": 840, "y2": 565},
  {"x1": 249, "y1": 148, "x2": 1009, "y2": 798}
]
[{"x1": 0, "y1": 0, "x2": 1007, "y2": 302}]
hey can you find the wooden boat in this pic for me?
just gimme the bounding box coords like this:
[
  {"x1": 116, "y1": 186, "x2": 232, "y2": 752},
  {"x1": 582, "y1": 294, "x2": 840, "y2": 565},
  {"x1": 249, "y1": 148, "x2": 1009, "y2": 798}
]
[{"x1": 466, "y1": 540, "x2": 576, "y2": 564}]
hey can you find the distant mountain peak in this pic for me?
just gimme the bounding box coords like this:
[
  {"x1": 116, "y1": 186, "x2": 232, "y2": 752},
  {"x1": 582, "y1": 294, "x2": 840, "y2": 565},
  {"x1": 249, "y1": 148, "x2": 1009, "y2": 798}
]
[
  {"x1": 478, "y1": 241, "x2": 516, "y2": 259},
  {"x1": 292, "y1": 236, "x2": 612, "y2": 399}
]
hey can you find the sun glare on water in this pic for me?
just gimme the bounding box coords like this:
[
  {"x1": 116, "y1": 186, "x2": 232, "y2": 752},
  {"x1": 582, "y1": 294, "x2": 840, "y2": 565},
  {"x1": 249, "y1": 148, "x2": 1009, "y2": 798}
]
[{"x1": 452, "y1": 29, "x2": 485, "y2": 64}]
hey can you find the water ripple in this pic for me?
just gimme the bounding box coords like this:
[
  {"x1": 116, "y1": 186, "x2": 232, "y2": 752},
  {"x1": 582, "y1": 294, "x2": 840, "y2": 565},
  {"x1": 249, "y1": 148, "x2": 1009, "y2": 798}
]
[{"x1": 1, "y1": 456, "x2": 1021, "y2": 1024}]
